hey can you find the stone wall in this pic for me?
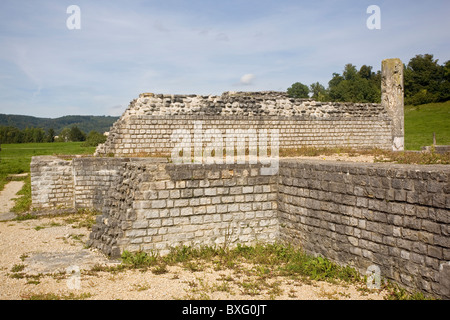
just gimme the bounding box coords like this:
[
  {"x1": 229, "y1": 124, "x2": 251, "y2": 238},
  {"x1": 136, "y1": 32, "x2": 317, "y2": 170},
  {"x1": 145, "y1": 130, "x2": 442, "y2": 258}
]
[
  {"x1": 277, "y1": 160, "x2": 449, "y2": 299},
  {"x1": 31, "y1": 156, "x2": 74, "y2": 210},
  {"x1": 95, "y1": 92, "x2": 393, "y2": 157},
  {"x1": 95, "y1": 115, "x2": 392, "y2": 157},
  {"x1": 87, "y1": 159, "x2": 279, "y2": 257},
  {"x1": 72, "y1": 157, "x2": 129, "y2": 210},
  {"x1": 30, "y1": 156, "x2": 449, "y2": 299},
  {"x1": 31, "y1": 156, "x2": 129, "y2": 212}
]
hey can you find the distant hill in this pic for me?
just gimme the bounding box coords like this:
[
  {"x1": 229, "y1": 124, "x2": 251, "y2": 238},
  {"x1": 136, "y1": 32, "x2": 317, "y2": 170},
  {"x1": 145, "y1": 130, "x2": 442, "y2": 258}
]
[{"x1": 0, "y1": 114, "x2": 119, "y2": 134}]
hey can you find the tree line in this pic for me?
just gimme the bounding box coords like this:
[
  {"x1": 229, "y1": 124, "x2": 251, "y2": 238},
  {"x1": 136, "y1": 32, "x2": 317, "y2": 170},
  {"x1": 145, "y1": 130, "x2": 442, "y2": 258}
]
[
  {"x1": 0, "y1": 114, "x2": 118, "y2": 133},
  {"x1": 0, "y1": 125, "x2": 106, "y2": 146},
  {"x1": 287, "y1": 53, "x2": 450, "y2": 105}
]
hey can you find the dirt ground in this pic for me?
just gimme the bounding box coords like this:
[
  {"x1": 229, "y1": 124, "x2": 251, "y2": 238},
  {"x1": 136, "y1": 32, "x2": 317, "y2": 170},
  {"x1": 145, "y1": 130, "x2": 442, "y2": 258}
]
[{"x1": 0, "y1": 213, "x2": 389, "y2": 300}]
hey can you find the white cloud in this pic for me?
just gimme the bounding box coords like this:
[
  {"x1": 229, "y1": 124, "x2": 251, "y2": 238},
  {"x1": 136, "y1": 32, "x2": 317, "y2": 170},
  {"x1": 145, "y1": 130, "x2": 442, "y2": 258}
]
[{"x1": 239, "y1": 74, "x2": 255, "y2": 85}]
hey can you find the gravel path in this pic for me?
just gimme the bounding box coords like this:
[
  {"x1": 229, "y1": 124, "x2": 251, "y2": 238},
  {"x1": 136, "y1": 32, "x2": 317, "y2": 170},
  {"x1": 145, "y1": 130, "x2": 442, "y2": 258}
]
[
  {"x1": 0, "y1": 214, "x2": 389, "y2": 300},
  {"x1": 0, "y1": 180, "x2": 24, "y2": 214}
]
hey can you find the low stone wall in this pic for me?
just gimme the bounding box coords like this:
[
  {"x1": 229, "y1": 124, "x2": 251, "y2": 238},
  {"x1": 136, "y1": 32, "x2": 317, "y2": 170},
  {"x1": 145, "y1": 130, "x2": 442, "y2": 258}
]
[
  {"x1": 31, "y1": 156, "x2": 74, "y2": 210},
  {"x1": 87, "y1": 159, "x2": 279, "y2": 257},
  {"x1": 72, "y1": 157, "x2": 130, "y2": 210},
  {"x1": 278, "y1": 160, "x2": 449, "y2": 299},
  {"x1": 31, "y1": 156, "x2": 129, "y2": 212},
  {"x1": 30, "y1": 156, "x2": 449, "y2": 299}
]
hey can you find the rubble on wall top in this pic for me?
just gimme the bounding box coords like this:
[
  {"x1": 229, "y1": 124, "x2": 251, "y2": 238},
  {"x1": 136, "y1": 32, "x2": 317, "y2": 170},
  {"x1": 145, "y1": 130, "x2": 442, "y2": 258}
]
[{"x1": 124, "y1": 91, "x2": 386, "y2": 118}]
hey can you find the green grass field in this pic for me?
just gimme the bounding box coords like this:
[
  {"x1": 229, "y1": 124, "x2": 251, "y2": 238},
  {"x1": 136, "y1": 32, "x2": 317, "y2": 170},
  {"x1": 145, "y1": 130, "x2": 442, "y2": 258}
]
[
  {"x1": 0, "y1": 142, "x2": 95, "y2": 191},
  {"x1": 405, "y1": 100, "x2": 450, "y2": 150}
]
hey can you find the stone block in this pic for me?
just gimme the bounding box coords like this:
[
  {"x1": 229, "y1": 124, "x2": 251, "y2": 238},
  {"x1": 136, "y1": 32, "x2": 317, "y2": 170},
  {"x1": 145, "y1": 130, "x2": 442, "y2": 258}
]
[
  {"x1": 151, "y1": 200, "x2": 167, "y2": 209},
  {"x1": 204, "y1": 188, "x2": 217, "y2": 196},
  {"x1": 180, "y1": 207, "x2": 193, "y2": 216},
  {"x1": 428, "y1": 246, "x2": 443, "y2": 259}
]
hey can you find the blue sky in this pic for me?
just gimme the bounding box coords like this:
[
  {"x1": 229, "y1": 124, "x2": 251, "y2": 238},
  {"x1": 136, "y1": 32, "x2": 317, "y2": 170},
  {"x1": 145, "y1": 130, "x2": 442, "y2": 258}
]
[{"x1": 0, "y1": 0, "x2": 449, "y2": 118}]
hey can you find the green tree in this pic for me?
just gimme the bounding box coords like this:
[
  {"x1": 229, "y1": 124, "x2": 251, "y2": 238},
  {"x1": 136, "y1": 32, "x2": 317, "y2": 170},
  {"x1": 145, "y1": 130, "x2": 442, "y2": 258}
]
[
  {"x1": 439, "y1": 60, "x2": 450, "y2": 102},
  {"x1": 309, "y1": 82, "x2": 327, "y2": 101},
  {"x1": 358, "y1": 65, "x2": 373, "y2": 80},
  {"x1": 68, "y1": 126, "x2": 86, "y2": 142},
  {"x1": 81, "y1": 130, "x2": 107, "y2": 147},
  {"x1": 22, "y1": 128, "x2": 33, "y2": 143},
  {"x1": 328, "y1": 73, "x2": 344, "y2": 89},
  {"x1": 46, "y1": 128, "x2": 55, "y2": 143},
  {"x1": 343, "y1": 64, "x2": 358, "y2": 81},
  {"x1": 328, "y1": 63, "x2": 380, "y2": 103},
  {"x1": 56, "y1": 127, "x2": 71, "y2": 142},
  {"x1": 0, "y1": 126, "x2": 21, "y2": 143},
  {"x1": 287, "y1": 82, "x2": 310, "y2": 98},
  {"x1": 404, "y1": 54, "x2": 449, "y2": 105},
  {"x1": 32, "y1": 128, "x2": 45, "y2": 142},
  {"x1": 444, "y1": 60, "x2": 450, "y2": 79}
]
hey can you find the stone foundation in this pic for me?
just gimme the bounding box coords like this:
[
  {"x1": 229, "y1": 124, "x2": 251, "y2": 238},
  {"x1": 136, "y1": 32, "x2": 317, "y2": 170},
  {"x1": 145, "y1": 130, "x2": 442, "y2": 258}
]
[
  {"x1": 31, "y1": 156, "x2": 450, "y2": 299},
  {"x1": 277, "y1": 159, "x2": 449, "y2": 299},
  {"x1": 87, "y1": 160, "x2": 278, "y2": 257}
]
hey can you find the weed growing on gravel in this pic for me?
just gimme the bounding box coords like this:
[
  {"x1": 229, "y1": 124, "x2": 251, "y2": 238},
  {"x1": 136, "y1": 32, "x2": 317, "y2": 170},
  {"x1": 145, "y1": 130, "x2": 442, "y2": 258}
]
[
  {"x1": 10, "y1": 264, "x2": 25, "y2": 273},
  {"x1": 132, "y1": 283, "x2": 151, "y2": 291},
  {"x1": 67, "y1": 208, "x2": 99, "y2": 229},
  {"x1": 8, "y1": 264, "x2": 26, "y2": 280},
  {"x1": 213, "y1": 279, "x2": 234, "y2": 294},
  {"x1": 119, "y1": 243, "x2": 362, "y2": 286},
  {"x1": 8, "y1": 263, "x2": 46, "y2": 284},
  {"x1": 19, "y1": 254, "x2": 29, "y2": 261},
  {"x1": 11, "y1": 174, "x2": 31, "y2": 213},
  {"x1": 24, "y1": 292, "x2": 93, "y2": 300},
  {"x1": 121, "y1": 250, "x2": 159, "y2": 269},
  {"x1": 373, "y1": 149, "x2": 450, "y2": 164},
  {"x1": 384, "y1": 282, "x2": 436, "y2": 300},
  {"x1": 14, "y1": 213, "x2": 37, "y2": 221},
  {"x1": 113, "y1": 243, "x2": 435, "y2": 300}
]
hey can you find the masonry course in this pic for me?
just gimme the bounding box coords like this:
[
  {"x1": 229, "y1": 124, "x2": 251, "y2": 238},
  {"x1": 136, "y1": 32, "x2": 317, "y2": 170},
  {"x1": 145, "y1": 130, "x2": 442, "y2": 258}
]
[
  {"x1": 30, "y1": 156, "x2": 450, "y2": 299},
  {"x1": 95, "y1": 91, "x2": 393, "y2": 157}
]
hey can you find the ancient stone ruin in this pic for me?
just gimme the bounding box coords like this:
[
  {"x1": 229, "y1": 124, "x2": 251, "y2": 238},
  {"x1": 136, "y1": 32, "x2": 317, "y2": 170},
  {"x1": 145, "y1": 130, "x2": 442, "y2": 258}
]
[
  {"x1": 30, "y1": 59, "x2": 450, "y2": 299},
  {"x1": 95, "y1": 91, "x2": 393, "y2": 157}
]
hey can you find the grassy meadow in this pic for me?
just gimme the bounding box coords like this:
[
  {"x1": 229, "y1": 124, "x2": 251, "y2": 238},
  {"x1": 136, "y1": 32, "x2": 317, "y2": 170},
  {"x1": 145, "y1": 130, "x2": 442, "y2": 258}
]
[
  {"x1": 0, "y1": 142, "x2": 95, "y2": 191},
  {"x1": 404, "y1": 100, "x2": 450, "y2": 150}
]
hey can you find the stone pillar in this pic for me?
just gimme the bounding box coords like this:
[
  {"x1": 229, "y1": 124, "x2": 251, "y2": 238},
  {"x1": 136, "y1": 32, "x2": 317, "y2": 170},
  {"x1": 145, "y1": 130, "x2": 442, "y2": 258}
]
[{"x1": 381, "y1": 58, "x2": 404, "y2": 151}]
